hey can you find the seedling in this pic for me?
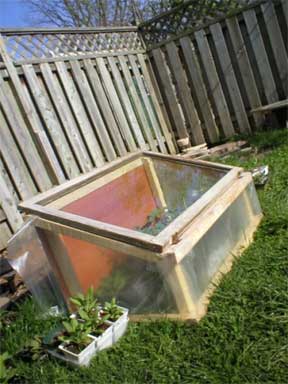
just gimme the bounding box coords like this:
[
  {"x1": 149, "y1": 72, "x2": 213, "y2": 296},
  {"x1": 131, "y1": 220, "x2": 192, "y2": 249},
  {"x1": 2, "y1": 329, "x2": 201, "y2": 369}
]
[
  {"x1": 58, "y1": 318, "x2": 92, "y2": 353},
  {"x1": 70, "y1": 287, "x2": 99, "y2": 319},
  {"x1": 103, "y1": 298, "x2": 123, "y2": 322}
]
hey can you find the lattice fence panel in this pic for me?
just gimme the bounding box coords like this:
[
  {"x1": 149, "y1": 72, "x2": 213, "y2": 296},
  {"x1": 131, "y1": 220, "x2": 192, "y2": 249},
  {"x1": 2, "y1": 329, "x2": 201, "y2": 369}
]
[
  {"x1": 139, "y1": 0, "x2": 256, "y2": 48},
  {"x1": 0, "y1": 29, "x2": 144, "y2": 63}
]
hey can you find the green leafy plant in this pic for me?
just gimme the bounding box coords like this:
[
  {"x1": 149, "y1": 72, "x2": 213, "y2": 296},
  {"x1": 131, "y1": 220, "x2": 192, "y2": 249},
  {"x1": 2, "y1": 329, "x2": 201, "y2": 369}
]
[
  {"x1": 74, "y1": 299, "x2": 110, "y2": 337},
  {"x1": 103, "y1": 298, "x2": 123, "y2": 322},
  {"x1": 58, "y1": 318, "x2": 92, "y2": 351},
  {"x1": 70, "y1": 287, "x2": 99, "y2": 318},
  {"x1": 25, "y1": 336, "x2": 44, "y2": 361},
  {"x1": 0, "y1": 352, "x2": 16, "y2": 384}
]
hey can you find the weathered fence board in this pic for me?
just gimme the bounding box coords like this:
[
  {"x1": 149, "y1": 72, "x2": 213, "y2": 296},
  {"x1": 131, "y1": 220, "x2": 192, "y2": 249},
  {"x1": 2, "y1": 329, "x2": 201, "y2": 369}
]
[
  {"x1": 128, "y1": 54, "x2": 166, "y2": 153},
  {"x1": 118, "y1": 55, "x2": 158, "y2": 152},
  {"x1": 261, "y1": 2, "x2": 288, "y2": 96},
  {"x1": 195, "y1": 29, "x2": 235, "y2": 137},
  {"x1": 23, "y1": 64, "x2": 81, "y2": 179},
  {"x1": 146, "y1": 0, "x2": 286, "y2": 144},
  {"x1": 0, "y1": 108, "x2": 36, "y2": 199},
  {"x1": 179, "y1": 37, "x2": 219, "y2": 143},
  {"x1": 96, "y1": 57, "x2": 138, "y2": 152},
  {"x1": 107, "y1": 56, "x2": 147, "y2": 150},
  {"x1": 0, "y1": 164, "x2": 23, "y2": 233},
  {"x1": 40, "y1": 62, "x2": 93, "y2": 173},
  {"x1": 70, "y1": 60, "x2": 117, "y2": 161},
  {"x1": 136, "y1": 54, "x2": 176, "y2": 154},
  {"x1": 209, "y1": 23, "x2": 251, "y2": 133},
  {"x1": 152, "y1": 48, "x2": 189, "y2": 141},
  {"x1": 54, "y1": 61, "x2": 105, "y2": 167},
  {"x1": 165, "y1": 42, "x2": 205, "y2": 145},
  {"x1": 225, "y1": 16, "x2": 264, "y2": 128},
  {"x1": 83, "y1": 59, "x2": 127, "y2": 157},
  {"x1": 0, "y1": 37, "x2": 64, "y2": 185},
  {"x1": 243, "y1": 9, "x2": 278, "y2": 103}
]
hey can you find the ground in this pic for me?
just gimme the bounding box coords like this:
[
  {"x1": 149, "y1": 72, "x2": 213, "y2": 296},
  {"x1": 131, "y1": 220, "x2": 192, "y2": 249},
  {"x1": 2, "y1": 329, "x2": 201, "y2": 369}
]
[{"x1": 1, "y1": 129, "x2": 287, "y2": 384}]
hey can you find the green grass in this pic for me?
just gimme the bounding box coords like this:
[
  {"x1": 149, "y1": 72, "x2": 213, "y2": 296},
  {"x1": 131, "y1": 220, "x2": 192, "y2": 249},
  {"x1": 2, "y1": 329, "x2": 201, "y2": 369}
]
[{"x1": 1, "y1": 129, "x2": 288, "y2": 384}]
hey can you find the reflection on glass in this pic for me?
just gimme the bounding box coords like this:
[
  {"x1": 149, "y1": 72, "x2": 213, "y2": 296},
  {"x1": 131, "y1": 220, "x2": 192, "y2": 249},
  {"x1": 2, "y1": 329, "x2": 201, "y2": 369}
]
[{"x1": 61, "y1": 157, "x2": 226, "y2": 236}]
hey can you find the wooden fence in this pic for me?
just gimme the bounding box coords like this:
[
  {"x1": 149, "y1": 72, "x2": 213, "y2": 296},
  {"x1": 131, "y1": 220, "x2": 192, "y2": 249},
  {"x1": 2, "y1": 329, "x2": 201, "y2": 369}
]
[
  {"x1": 0, "y1": 0, "x2": 287, "y2": 250},
  {"x1": 0, "y1": 28, "x2": 177, "y2": 249},
  {"x1": 143, "y1": 0, "x2": 287, "y2": 144}
]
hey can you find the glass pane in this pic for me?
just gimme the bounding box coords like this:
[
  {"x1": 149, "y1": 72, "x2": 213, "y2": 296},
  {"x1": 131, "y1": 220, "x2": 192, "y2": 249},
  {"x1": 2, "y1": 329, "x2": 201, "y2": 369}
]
[
  {"x1": 60, "y1": 157, "x2": 226, "y2": 236},
  {"x1": 56, "y1": 234, "x2": 178, "y2": 314}
]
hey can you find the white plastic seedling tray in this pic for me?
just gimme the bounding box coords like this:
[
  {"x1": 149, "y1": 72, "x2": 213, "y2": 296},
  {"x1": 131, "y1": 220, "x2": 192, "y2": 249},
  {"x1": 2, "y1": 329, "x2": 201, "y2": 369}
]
[{"x1": 48, "y1": 307, "x2": 129, "y2": 367}]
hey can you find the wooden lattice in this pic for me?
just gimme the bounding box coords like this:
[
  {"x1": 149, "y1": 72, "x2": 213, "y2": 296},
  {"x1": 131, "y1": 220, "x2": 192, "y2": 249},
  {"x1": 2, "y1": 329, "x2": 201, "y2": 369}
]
[
  {"x1": 139, "y1": 0, "x2": 254, "y2": 48},
  {"x1": 0, "y1": 27, "x2": 143, "y2": 63}
]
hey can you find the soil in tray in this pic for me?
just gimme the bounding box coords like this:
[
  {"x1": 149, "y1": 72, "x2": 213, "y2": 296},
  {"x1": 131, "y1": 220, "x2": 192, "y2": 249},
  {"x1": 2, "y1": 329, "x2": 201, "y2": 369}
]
[
  {"x1": 91, "y1": 323, "x2": 110, "y2": 337},
  {"x1": 63, "y1": 340, "x2": 91, "y2": 355}
]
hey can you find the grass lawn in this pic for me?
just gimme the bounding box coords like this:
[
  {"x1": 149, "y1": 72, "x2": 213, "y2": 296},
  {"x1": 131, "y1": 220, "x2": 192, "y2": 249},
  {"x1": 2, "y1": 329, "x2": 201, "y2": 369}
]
[{"x1": 1, "y1": 129, "x2": 287, "y2": 384}]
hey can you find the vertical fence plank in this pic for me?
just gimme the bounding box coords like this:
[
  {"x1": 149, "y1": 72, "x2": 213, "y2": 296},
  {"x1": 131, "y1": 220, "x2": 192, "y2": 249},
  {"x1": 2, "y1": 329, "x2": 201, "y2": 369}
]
[
  {"x1": 70, "y1": 60, "x2": 117, "y2": 162},
  {"x1": 107, "y1": 56, "x2": 147, "y2": 150},
  {"x1": 118, "y1": 55, "x2": 158, "y2": 151},
  {"x1": 179, "y1": 36, "x2": 219, "y2": 143},
  {"x1": 0, "y1": 221, "x2": 12, "y2": 251},
  {"x1": 83, "y1": 59, "x2": 127, "y2": 157},
  {"x1": 166, "y1": 41, "x2": 205, "y2": 145},
  {"x1": 0, "y1": 75, "x2": 60, "y2": 191},
  {"x1": 243, "y1": 9, "x2": 278, "y2": 103},
  {"x1": 0, "y1": 167, "x2": 23, "y2": 232},
  {"x1": 0, "y1": 37, "x2": 63, "y2": 186},
  {"x1": 22, "y1": 64, "x2": 80, "y2": 179},
  {"x1": 210, "y1": 23, "x2": 251, "y2": 133},
  {"x1": 261, "y1": 2, "x2": 288, "y2": 96},
  {"x1": 195, "y1": 29, "x2": 235, "y2": 137},
  {"x1": 128, "y1": 54, "x2": 167, "y2": 153},
  {"x1": 152, "y1": 48, "x2": 188, "y2": 141},
  {"x1": 136, "y1": 54, "x2": 176, "y2": 154},
  {"x1": 226, "y1": 16, "x2": 263, "y2": 128},
  {"x1": 280, "y1": 0, "x2": 288, "y2": 34},
  {"x1": 96, "y1": 57, "x2": 137, "y2": 152},
  {"x1": 40, "y1": 63, "x2": 93, "y2": 173},
  {"x1": 55, "y1": 61, "x2": 105, "y2": 168},
  {"x1": 0, "y1": 107, "x2": 36, "y2": 199}
]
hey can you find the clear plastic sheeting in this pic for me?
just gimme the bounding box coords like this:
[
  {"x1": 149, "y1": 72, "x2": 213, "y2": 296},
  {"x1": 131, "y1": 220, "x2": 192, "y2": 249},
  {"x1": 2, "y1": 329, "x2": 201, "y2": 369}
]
[{"x1": 7, "y1": 219, "x2": 67, "y2": 314}]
